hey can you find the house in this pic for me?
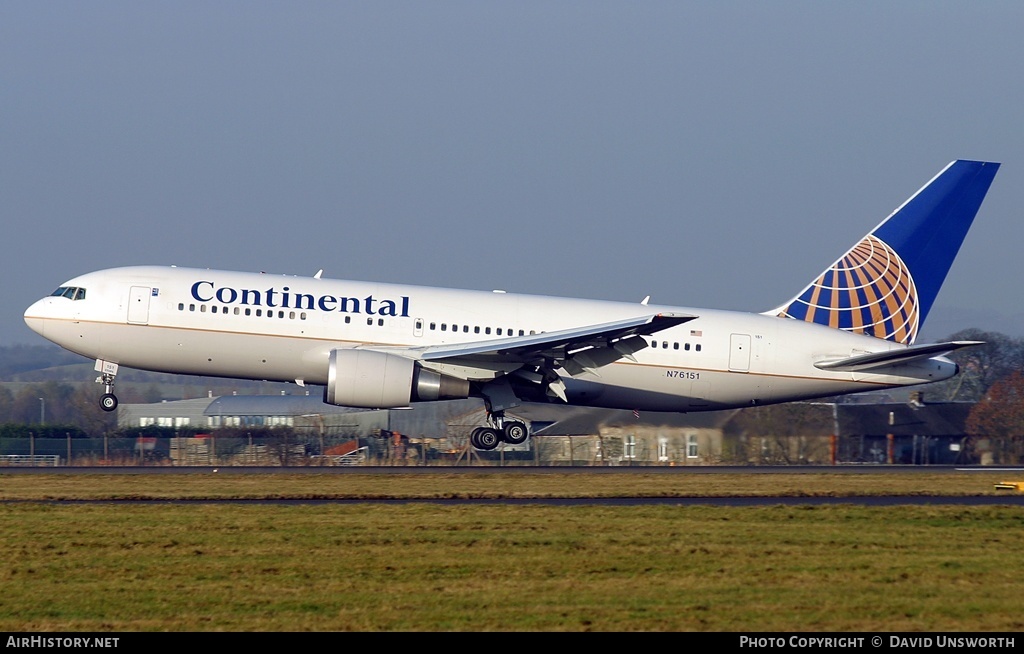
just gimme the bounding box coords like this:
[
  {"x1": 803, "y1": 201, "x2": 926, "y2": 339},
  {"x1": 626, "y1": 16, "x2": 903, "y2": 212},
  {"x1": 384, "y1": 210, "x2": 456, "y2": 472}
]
[
  {"x1": 516, "y1": 405, "x2": 731, "y2": 466},
  {"x1": 834, "y1": 396, "x2": 973, "y2": 464},
  {"x1": 115, "y1": 392, "x2": 980, "y2": 466}
]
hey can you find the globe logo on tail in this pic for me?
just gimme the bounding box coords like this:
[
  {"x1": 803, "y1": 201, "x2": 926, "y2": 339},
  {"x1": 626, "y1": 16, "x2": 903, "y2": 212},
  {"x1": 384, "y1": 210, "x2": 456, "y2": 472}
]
[{"x1": 776, "y1": 234, "x2": 919, "y2": 344}]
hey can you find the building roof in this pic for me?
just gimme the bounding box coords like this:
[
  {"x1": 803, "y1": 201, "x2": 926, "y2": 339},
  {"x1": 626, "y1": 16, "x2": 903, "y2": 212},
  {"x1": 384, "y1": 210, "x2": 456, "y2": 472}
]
[
  {"x1": 528, "y1": 406, "x2": 737, "y2": 436},
  {"x1": 117, "y1": 397, "x2": 216, "y2": 429},
  {"x1": 121, "y1": 394, "x2": 976, "y2": 440},
  {"x1": 203, "y1": 394, "x2": 365, "y2": 417},
  {"x1": 835, "y1": 402, "x2": 972, "y2": 437}
]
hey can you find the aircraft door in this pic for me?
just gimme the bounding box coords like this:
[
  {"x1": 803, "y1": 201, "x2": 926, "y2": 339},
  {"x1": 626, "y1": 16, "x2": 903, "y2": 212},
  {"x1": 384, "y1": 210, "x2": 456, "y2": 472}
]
[
  {"x1": 729, "y1": 333, "x2": 751, "y2": 372},
  {"x1": 127, "y1": 286, "x2": 152, "y2": 324}
]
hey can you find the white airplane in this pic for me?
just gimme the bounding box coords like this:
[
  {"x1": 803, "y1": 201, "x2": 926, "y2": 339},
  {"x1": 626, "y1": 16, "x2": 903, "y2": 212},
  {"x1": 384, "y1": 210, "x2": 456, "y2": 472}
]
[{"x1": 25, "y1": 160, "x2": 999, "y2": 450}]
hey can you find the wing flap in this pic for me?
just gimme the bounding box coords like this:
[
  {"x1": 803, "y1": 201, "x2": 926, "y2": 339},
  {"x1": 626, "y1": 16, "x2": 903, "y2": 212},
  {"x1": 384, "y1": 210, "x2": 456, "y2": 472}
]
[
  {"x1": 388, "y1": 312, "x2": 697, "y2": 402},
  {"x1": 418, "y1": 312, "x2": 696, "y2": 364}
]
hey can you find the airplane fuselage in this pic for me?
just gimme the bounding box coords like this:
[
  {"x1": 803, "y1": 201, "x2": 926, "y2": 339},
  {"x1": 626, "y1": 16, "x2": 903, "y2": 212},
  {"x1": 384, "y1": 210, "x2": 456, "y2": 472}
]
[{"x1": 23, "y1": 265, "x2": 956, "y2": 413}]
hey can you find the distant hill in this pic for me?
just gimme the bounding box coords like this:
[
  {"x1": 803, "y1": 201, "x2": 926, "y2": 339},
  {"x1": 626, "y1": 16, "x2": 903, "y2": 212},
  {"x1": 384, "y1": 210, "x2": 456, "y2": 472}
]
[
  {"x1": 0, "y1": 344, "x2": 90, "y2": 379},
  {"x1": 0, "y1": 344, "x2": 296, "y2": 401}
]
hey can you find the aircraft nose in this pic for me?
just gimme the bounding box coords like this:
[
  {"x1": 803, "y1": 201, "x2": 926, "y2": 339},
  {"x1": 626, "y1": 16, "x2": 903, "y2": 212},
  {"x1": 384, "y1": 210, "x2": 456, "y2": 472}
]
[{"x1": 24, "y1": 299, "x2": 48, "y2": 337}]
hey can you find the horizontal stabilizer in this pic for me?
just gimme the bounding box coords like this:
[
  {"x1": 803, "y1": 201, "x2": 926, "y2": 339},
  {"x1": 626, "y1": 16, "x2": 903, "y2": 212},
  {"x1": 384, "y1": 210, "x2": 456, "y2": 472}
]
[{"x1": 814, "y1": 340, "x2": 983, "y2": 372}]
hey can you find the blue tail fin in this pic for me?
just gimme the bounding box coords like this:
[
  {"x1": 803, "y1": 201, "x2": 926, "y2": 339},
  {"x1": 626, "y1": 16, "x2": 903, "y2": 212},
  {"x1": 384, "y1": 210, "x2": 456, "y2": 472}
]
[{"x1": 768, "y1": 160, "x2": 999, "y2": 344}]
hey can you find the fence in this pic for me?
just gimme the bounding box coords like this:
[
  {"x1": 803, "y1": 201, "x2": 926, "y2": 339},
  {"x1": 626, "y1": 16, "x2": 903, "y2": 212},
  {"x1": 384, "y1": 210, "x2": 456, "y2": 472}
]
[
  {"x1": 0, "y1": 435, "x2": 478, "y2": 466},
  {"x1": 0, "y1": 435, "x2": 329, "y2": 467},
  {"x1": 0, "y1": 454, "x2": 61, "y2": 467}
]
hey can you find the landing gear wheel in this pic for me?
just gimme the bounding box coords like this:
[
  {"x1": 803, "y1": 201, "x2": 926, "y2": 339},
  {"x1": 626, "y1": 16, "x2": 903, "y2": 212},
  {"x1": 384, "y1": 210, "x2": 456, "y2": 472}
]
[
  {"x1": 100, "y1": 393, "x2": 118, "y2": 412},
  {"x1": 502, "y1": 421, "x2": 529, "y2": 445},
  {"x1": 475, "y1": 427, "x2": 500, "y2": 451}
]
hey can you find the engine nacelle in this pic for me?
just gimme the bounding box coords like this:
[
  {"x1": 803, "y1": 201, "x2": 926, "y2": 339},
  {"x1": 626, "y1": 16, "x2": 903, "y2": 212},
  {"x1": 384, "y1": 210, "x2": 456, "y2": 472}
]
[{"x1": 324, "y1": 348, "x2": 470, "y2": 408}]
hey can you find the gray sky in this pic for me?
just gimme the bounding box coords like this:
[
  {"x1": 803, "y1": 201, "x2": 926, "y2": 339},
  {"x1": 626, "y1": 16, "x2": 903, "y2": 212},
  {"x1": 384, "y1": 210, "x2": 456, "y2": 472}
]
[{"x1": 3, "y1": 2, "x2": 1022, "y2": 347}]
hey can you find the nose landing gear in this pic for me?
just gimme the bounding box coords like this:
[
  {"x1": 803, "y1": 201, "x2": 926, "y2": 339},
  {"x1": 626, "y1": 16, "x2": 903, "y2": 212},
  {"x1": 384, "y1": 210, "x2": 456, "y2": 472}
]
[
  {"x1": 100, "y1": 391, "x2": 118, "y2": 412},
  {"x1": 95, "y1": 360, "x2": 119, "y2": 412}
]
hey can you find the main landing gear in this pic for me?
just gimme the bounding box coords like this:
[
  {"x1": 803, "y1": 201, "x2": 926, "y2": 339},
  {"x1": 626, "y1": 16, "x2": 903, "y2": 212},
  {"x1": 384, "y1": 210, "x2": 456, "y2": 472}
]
[
  {"x1": 469, "y1": 412, "x2": 529, "y2": 451},
  {"x1": 95, "y1": 360, "x2": 119, "y2": 412}
]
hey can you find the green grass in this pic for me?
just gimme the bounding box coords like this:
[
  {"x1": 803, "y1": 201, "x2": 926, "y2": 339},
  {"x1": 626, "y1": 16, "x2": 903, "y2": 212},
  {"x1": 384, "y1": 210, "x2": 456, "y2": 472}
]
[
  {"x1": 0, "y1": 469, "x2": 1019, "y2": 501},
  {"x1": 1, "y1": 471, "x2": 1023, "y2": 631}
]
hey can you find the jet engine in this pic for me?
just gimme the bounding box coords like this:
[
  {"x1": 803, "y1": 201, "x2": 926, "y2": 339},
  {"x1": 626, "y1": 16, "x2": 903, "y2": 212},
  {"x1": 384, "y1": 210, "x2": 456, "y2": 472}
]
[{"x1": 324, "y1": 348, "x2": 470, "y2": 408}]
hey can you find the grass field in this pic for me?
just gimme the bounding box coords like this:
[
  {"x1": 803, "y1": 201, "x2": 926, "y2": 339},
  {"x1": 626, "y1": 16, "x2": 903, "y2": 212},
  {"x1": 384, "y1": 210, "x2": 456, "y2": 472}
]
[
  {"x1": 1, "y1": 470, "x2": 1023, "y2": 631},
  {"x1": 1, "y1": 468, "x2": 1021, "y2": 500}
]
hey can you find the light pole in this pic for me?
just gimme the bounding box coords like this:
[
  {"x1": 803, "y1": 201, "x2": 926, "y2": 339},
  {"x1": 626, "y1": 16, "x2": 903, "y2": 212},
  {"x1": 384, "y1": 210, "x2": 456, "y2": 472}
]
[{"x1": 38, "y1": 397, "x2": 45, "y2": 425}]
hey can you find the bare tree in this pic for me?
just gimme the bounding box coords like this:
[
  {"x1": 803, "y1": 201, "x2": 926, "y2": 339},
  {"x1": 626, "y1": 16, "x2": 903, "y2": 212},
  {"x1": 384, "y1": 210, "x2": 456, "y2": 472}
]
[
  {"x1": 0, "y1": 386, "x2": 13, "y2": 422},
  {"x1": 928, "y1": 329, "x2": 1024, "y2": 402},
  {"x1": 966, "y1": 371, "x2": 1024, "y2": 465},
  {"x1": 730, "y1": 403, "x2": 833, "y2": 464}
]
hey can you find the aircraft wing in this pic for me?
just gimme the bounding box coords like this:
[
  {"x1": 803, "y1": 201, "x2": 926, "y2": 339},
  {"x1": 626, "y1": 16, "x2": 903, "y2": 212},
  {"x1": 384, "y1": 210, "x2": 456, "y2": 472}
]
[
  {"x1": 813, "y1": 340, "x2": 983, "y2": 373},
  {"x1": 405, "y1": 312, "x2": 696, "y2": 376}
]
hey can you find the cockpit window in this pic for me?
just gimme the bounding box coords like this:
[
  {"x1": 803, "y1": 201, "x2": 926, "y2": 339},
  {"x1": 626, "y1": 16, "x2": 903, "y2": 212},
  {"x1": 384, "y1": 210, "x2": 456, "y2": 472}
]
[{"x1": 50, "y1": 286, "x2": 86, "y2": 300}]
